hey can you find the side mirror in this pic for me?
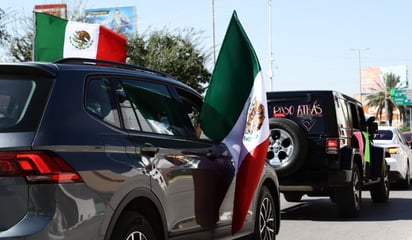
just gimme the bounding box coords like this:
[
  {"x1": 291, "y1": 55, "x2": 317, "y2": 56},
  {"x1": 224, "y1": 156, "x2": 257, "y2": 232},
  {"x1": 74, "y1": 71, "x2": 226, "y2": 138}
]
[
  {"x1": 366, "y1": 116, "x2": 376, "y2": 124},
  {"x1": 368, "y1": 122, "x2": 378, "y2": 135}
]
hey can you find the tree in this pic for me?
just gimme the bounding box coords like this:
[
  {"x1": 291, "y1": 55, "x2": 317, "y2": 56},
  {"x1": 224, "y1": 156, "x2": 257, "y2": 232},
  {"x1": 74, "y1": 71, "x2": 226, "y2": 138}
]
[
  {"x1": 9, "y1": 14, "x2": 33, "y2": 62},
  {"x1": 366, "y1": 73, "x2": 400, "y2": 126},
  {"x1": 0, "y1": 8, "x2": 11, "y2": 46},
  {"x1": 127, "y1": 28, "x2": 211, "y2": 93}
]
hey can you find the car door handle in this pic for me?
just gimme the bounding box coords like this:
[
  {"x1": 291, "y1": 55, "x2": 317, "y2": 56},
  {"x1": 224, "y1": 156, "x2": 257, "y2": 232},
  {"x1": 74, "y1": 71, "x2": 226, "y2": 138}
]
[
  {"x1": 182, "y1": 150, "x2": 219, "y2": 159},
  {"x1": 141, "y1": 143, "x2": 159, "y2": 157},
  {"x1": 206, "y1": 150, "x2": 219, "y2": 159}
]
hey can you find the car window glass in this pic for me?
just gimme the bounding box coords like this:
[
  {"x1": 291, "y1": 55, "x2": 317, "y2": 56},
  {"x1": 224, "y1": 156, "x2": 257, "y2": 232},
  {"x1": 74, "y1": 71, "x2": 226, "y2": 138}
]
[
  {"x1": 348, "y1": 103, "x2": 361, "y2": 130},
  {"x1": 373, "y1": 130, "x2": 393, "y2": 140},
  {"x1": 0, "y1": 80, "x2": 35, "y2": 129},
  {"x1": 268, "y1": 95, "x2": 325, "y2": 134},
  {"x1": 335, "y1": 97, "x2": 349, "y2": 128},
  {"x1": 176, "y1": 87, "x2": 209, "y2": 140},
  {"x1": 85, "y1": 78, "x2": 121, "y2": 128},
  {"x1": 119, "y1": 79, "x2": 194, "y2": 138}
]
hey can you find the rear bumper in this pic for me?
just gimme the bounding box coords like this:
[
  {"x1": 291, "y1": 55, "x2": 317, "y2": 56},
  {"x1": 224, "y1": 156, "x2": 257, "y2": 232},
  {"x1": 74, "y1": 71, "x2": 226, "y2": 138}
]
[
  {"x1": 278, "y1": 169, "x2": 352, "y2": 192},
  {"x1": 328, "y1": 169, "x2": 352, "y2": 186},
  {"x1": 0, "y1": 213, "x2": 52, "y2": 238}
]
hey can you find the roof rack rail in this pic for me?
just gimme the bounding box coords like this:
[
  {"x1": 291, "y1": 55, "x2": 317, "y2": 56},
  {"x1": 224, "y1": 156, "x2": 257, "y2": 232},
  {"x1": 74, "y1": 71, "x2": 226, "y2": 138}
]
[{"x1": 54, "y1": 58, "x2": 169, "y2": 77}]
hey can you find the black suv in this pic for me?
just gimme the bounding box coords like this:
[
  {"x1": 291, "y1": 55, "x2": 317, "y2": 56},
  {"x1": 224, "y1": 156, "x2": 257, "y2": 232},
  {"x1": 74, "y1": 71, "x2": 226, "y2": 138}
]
[
  {"x1": 0, "y1": 58, "x2": 280, "y2": 239},
  {"x1": 266, "y1": 90, "x2": 389, "y2": 216}
]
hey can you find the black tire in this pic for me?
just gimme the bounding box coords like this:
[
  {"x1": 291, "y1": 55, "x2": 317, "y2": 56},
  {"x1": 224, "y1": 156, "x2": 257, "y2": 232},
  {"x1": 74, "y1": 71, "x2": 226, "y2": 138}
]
[
  {"x1": 283, "y1": 192, "x2": 304, "y2": 202},
  {"x1": 370, "y1": 160, "x2": 390, "y2": 202},
  {"x1": 335, "y1": 164, "x2": 362, "y2": 217},
  {"x1": 254, "y1": 186, "x2": 277, "y2": 240},
  {"x1": 111, "y1": 211, "x2": 156, "y2": 240},
  {"x1": 267, "y1": 118, "x2": 308, "y2": 177}
]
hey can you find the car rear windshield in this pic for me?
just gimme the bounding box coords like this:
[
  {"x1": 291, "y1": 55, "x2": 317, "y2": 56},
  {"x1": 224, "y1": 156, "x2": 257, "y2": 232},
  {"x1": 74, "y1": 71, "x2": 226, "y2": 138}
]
[
  {"x1": 267, "y1": 95, "x2": 326, "y2": 134},
  {"x1": 373, "y1": 130, "x2": 393, "y2": 140},
  {"x1": 0, "y1": 78, "x2": 52, "y2": 132}
]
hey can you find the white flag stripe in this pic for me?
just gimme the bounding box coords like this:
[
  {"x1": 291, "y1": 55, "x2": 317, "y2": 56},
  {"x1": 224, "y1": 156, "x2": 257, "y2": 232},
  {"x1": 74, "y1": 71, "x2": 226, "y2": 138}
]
[{"x1": 63, "y1": 22, "x2": 100, "y2": 59}]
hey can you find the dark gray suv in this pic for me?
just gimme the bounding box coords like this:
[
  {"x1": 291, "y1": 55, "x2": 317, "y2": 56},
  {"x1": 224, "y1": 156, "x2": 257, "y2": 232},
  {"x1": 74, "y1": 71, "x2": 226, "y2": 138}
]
[{"x1": 0, "y1": 58, "x2": 280, "y2": 239}]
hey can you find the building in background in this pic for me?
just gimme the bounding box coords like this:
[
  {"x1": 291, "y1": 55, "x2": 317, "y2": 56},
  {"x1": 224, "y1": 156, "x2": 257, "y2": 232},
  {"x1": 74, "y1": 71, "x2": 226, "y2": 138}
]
[
  {"x1": 84, "y1": 6, "x2": 136, "y2": 38},
  {"x1": 361, "y1": 65, "x2": 408, "y2": 94},
  {"x1": 34, "y1": 4, "x2": 67, "y2": 19}
]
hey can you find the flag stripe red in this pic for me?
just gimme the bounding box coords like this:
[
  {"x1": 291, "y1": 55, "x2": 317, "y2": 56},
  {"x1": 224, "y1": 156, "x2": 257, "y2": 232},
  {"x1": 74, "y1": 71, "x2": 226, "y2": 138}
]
[
  {"x1": 231, "y1": 137, "x2": 270, "y2": 234},
  {"x1": 96, "y1": 26, "x2": 127, "y2": 62}
]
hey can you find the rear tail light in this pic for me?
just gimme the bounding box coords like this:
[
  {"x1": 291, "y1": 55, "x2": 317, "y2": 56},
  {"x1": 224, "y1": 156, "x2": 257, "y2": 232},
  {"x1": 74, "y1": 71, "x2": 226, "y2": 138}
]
[
  {"x1": 0, "y1": 151, "x2": 82, "y2": 183},
  {"x1": 326, "y1": 138, "x2": 339, "y2": 154},
  {"x1": 387, "y1": 147, "x2": 400, "y2": 154}
]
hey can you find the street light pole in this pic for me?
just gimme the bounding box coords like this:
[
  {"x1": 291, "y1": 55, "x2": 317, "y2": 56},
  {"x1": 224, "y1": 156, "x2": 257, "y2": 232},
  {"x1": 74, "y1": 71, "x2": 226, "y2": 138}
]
[
  {"x1": 211, "y1": 0, "x2": 216, "y2": 65},
  {"x1": 350, "y1": 48, "x2": 369, "y2": 104},
  {"x1": 268, "y1": 0, "x2": 273, "y2": 91}
]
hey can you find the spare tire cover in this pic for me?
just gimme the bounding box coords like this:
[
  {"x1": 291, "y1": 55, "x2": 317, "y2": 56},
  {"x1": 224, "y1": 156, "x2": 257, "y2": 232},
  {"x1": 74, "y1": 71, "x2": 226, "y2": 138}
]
[{"x1": 267, "y1": 118, "x2": 308, "y2": 177}]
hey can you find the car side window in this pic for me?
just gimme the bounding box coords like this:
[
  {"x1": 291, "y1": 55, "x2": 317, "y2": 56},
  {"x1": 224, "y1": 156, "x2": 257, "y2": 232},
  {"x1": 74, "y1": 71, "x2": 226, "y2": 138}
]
[
  {"x1": 118, "y1": 79, "x2": 196, "y2": 138},
  {"x1": 335, "y1": 97, "x2": 349, "y2": 129},
  {"x1": 85, "y1": 78, "x2": 121, "y2": 128},
  {"x1": 348, "y1": 102, "x2": 361, "y2": 131},
  {"x1": 176, "y1": 87, "x2": 210, "y2": 140}
]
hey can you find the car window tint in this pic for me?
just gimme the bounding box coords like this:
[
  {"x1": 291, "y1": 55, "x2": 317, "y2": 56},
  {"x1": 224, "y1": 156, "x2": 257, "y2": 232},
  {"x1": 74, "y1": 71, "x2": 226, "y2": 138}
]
[
  {"x1": 85, "y1": 78, "x2": 121, "y2": 128},
  {"x1": 176, "y1": 87, "x2": 208, "y2": 140},
  {"x1": 373, "y1": 130, "x2": 393, "y2": 140},
  {"x1": 404, "y1": 133, "x2": 412, "y2": 141},
  {"x1": 268, "y1": 95, "x2": 326, "y2": 134},
  {"x1": 120, "y1": 79, "x2": 194, "y2": 137},
  {"x1": 0, "y1": 80, "x2": 36, "y2": 129}
]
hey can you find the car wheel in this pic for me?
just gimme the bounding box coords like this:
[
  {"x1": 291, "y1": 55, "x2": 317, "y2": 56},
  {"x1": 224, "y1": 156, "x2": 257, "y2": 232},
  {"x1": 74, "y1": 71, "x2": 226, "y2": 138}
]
[
  {"x1": 283, "y1": 192, "x2": 304, "y2": 202},
  {"x1": 400, "y1": 162, "x2": 410, "y2": 189},
  {"x1": 267, "y1": 118, "x2": 307, "y2": 177},
  {"x1": 370, "y1": 160, "x2": 390, "y2": 202},
  {"x1": 254, "y1": 186, "x2": 276, "y2": 240},
  {"x1": 111, "y1": 212, "x2": 156, "y2": 240},
  {"x1": 335, "y1": 164, "x2": 362, "y2": 217}
]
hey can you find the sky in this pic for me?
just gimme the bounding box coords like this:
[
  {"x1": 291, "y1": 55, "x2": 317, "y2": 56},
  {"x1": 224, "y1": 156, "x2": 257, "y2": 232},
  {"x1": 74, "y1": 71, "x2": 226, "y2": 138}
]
[{"x1": 3, "y1": 0, "x2": 412, "y2": 97}]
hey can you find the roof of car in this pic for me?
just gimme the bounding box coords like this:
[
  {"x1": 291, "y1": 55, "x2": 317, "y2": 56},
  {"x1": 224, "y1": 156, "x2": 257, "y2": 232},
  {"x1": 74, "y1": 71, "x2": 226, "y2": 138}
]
[
  {"x1": 0, "y1": 58, "x2": 201, "y2": 98},
  {"x1": 266, "y1": 90, "x2": 360, "y2": 104}
]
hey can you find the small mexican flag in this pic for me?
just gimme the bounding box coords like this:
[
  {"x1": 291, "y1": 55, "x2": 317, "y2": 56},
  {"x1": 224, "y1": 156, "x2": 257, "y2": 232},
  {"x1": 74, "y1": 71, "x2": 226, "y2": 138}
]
[
  {"x1": 34, "y1": 12, "x2": 127, "y2": 62},
  {"x1": 199, "y1": 11, "x2": 270, "y2": 235}
]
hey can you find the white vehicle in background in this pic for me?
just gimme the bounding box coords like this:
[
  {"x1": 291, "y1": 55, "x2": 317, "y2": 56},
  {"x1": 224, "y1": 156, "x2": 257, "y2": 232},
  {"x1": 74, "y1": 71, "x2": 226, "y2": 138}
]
[{"x1": 373, "y1": 126, "x2": 412, "y2": 188}]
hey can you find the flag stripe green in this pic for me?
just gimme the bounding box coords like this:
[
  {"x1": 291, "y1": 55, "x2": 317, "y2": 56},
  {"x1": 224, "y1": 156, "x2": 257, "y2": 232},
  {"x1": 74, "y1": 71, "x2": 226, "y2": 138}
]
[
  {"x1": 200, "y1": 12, "x2": 261, "y2": 141},
  {"x1": 34, "y1": 13, "x2": 67, "y2": 61}
]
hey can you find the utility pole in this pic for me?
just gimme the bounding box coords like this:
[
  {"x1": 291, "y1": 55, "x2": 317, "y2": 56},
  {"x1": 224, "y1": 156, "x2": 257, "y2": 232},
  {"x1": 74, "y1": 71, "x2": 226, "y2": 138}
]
[{"x1": 350, "y1": 48, "x2": 369, "y2": 104}]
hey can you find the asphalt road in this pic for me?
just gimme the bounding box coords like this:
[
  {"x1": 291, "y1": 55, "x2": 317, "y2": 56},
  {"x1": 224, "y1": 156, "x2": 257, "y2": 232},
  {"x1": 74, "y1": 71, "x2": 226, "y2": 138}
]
[{"x1": 277, "y1": 185, "x2": 412, "y2": 240}]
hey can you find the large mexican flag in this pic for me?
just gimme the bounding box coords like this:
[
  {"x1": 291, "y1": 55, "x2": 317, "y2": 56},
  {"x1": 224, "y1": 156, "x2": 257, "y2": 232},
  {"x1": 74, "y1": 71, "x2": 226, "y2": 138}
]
[
  {"x1": 199, "y1": 11, "x2": 270, "y2": 235},
  {"x1": 34, "y1": 12, "x2": 127, "y2": 62}
]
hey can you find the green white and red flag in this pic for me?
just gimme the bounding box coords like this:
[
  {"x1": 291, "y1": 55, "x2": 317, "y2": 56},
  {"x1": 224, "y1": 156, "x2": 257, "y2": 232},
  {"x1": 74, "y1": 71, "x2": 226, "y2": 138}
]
[
  {"x1": 34, "y1": 12, "x2": 127, "y2": 62},
  {"x1": 199, "y1": 11, "x2": 270, "y2": 235}
]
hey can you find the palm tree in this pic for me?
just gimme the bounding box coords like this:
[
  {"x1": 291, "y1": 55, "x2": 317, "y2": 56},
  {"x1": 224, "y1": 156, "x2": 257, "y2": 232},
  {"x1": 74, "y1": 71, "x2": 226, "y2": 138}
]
[{"x1": 366, "y1": 73, "x2": 400, "y2": 126}]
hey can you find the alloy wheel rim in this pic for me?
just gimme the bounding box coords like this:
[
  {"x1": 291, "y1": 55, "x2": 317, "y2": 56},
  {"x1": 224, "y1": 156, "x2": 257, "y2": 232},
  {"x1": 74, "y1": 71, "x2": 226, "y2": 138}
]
[
  {"x1": 259, "y1": 196, "x2": 275, "y2": 240},
  {"x1": 268, "y1": 128, "x2": 294, "y2": 167},
  {"x1": 126, "y1": 231, "x2": 148, "y2": 240},
  {"x1": 353, "y1": 169, "x2": 361, "y2": 209}
]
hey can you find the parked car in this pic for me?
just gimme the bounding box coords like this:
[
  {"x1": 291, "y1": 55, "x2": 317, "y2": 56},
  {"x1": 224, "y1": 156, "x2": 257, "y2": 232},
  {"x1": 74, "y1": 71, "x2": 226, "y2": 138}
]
[
  {"x1": 0, "y1": 58, "x2": 280, "y2": 240},
  {"x1": 266, "y1": 90, "x2": 389, "y2": 217},
  {"x1": 402, "y1": 131, "x2": 412, "y2": 145},
  {"x1": 373, "y1": 126, "x2": 412, "y2": 188}
]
